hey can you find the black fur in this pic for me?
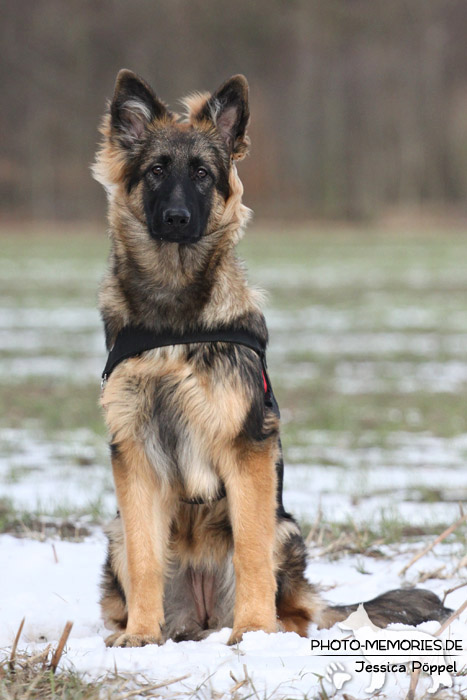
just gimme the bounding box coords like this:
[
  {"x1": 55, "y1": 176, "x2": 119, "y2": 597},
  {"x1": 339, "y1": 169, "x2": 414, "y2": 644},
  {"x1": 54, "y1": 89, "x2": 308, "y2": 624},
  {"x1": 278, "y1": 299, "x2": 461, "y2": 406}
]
[
  {"x1": 142, "y1": 136, "x2": 217, "y2": 244},
  {"x1": 109, "y1": 441, "x2": 120, "y2": 459}
]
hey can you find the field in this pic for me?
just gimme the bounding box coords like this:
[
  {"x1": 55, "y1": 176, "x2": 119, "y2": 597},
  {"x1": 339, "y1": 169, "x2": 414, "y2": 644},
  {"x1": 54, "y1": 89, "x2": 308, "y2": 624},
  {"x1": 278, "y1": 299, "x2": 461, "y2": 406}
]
[{"x1": 1, "y1": 224, "x2": 467, "y2": 699}]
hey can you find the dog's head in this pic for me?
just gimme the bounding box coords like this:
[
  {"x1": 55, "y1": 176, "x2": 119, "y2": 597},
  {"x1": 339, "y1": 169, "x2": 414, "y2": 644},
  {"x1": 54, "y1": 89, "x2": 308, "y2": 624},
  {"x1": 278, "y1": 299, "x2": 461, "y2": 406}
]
[{"x1": 93, "y1": 70, "x2": 250, "y2": 245}]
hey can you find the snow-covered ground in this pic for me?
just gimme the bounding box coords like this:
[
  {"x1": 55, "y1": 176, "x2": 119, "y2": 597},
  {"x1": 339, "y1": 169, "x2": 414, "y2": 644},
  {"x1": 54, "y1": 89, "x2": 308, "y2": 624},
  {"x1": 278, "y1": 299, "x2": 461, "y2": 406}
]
[
  {"x1": 1, "y1": 534, "x2": 466, "y2": 699},
  {"x1": 1, "y1": 424, "x2": 466, "y2": 698}
]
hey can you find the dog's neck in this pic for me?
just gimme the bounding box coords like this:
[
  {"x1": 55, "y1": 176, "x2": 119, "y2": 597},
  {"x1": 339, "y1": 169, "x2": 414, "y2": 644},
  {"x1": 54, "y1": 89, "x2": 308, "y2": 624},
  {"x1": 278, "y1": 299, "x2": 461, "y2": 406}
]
[{"x1": 100, "y1": 219, "x2": 264, "y2": 349}]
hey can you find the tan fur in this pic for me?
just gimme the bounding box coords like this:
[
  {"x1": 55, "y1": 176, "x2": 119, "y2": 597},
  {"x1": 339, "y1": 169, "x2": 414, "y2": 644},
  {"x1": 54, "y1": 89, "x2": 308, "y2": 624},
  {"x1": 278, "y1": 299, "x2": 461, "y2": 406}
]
[
  {"x1": 102, "y1": 346, "x2": 254, "y2": 499},
  {"x1": 92, "y1": 111, "x2": 176, "y2": 194},
  {"x1": 315, "y1": 606, "x2": 350, "y2": 630},
  {"x1": 108, "y1": 438, "x2": 176, "y2": 646},
  {"x1": 100, "y1": 589, "x2": 126, "y2": 633},
  {"x1": 278, "y1": 592, "x2": 317, "y2": 636},
  {"x1": 221, "y1": 443, "x2": 279, "y2": 644},
  {"x1": 180, "y1": 91, "x2": 212, "y2": 121}
]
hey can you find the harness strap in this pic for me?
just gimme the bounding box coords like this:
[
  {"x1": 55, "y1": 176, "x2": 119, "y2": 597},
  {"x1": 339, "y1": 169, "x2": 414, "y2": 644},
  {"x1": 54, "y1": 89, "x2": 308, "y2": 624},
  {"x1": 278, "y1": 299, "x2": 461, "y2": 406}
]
[{"x1": 102, "y1": 325, "x2": 266, "y2": 383}]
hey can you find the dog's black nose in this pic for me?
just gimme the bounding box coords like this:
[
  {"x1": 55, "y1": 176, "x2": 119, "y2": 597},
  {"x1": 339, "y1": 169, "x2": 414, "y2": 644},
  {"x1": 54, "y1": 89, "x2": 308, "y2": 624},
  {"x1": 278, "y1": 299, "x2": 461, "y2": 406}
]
[{"x1": 163, "y1": 208, "x2": 191, "y2": 228}]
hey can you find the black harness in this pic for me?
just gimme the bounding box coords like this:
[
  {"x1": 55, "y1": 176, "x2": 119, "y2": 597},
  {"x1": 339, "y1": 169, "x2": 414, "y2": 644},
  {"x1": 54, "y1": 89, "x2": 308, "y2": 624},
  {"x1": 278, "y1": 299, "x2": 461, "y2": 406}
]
[{"x1": 102, "y1": 324, "x2": 279, "y2": 505}]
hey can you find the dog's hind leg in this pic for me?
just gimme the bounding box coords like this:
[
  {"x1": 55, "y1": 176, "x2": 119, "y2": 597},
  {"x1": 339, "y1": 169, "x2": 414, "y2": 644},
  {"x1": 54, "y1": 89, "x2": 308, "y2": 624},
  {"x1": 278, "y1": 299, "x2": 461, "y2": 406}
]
[
  {"x1": 275, "y1": 519, "x2": 325, "y2": 636},
  {"x1": 100, "y1": 525, "x2": 128, "y2": 637},
  {"x1": 222, "y1": 444, "x2": 278, "y2": 645},
  {"x1": 107, "y1": 440, "x2": 175, "y2": 647}
]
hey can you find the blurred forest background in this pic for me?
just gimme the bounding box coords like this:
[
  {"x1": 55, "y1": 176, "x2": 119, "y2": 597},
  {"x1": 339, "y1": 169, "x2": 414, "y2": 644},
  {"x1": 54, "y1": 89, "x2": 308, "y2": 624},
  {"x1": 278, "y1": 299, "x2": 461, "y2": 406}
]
[{"x1": 1, "y1": 0, "x2": 467, "y2": 223}]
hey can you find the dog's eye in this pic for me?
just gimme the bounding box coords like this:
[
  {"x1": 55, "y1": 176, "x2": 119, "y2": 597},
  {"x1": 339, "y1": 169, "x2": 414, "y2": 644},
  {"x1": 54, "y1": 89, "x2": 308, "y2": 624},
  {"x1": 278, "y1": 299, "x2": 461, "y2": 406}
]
[
  {"x1": 196, "y1": 167, "x2": 208, "y2": 179},
  {"x1": 152, "y1": 165, "x2": 164, "y2": 177}
]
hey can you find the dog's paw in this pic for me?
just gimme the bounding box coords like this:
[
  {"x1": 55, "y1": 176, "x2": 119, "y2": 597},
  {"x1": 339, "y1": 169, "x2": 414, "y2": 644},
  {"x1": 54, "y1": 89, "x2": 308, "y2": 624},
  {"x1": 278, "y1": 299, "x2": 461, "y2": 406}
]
[
  {"x1": 105, "y1": 632, "x2": 162, "y2": 648},
  {"x1": 104, "y1": 632, "x2": 122, "y2": 647},
  {"x1": 227, "y1": 623, "x2": 278, "y2": 645}
]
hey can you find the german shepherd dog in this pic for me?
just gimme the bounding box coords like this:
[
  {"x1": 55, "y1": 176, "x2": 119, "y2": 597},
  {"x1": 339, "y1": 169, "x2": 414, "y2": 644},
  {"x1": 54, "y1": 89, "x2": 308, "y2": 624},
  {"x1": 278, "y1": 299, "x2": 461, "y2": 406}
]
[{"x1": 93, "y1": 70, "x2": 450, "y2": 647}]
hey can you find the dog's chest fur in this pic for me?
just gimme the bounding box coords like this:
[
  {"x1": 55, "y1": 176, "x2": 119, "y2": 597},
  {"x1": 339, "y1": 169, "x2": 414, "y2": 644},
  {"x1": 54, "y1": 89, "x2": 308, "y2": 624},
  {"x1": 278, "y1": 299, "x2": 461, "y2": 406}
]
[{"x1": 101, "y1": 342, "x2": 261, "y2": 500}]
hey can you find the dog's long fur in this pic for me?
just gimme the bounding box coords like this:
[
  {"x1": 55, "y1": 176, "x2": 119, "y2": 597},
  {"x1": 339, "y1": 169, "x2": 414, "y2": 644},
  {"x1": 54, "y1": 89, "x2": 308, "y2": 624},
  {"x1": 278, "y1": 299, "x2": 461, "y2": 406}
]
[{"x1": 94, "y1": 70, "x2": 450, "y2": 647}]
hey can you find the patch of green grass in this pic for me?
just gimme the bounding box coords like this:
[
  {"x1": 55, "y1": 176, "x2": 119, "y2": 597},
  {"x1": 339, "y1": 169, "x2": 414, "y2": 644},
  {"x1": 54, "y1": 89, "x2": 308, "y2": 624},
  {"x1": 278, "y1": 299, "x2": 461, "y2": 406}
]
[
  {"x1": 278, "y1": 386, "x2": 467, "y2": 444},
  {"x1": 301, "y1": 510, "x2": 462, "y2": 558},
  {"x1": 354, "y1": 557, "x2": 371, "y2": 575},
  {"x1": 0, "y1": 498, "x2": 107, "y2": 539},
  {"x1": 0, "y1": 380, "x2": 104, "y2": 435},
  {"x1": 416, "y1": 487, "x2": 445, "y2": 504},
  {"x1": 242, "y1": 225, "x2": 467, "y2": 270},
  {"x1": 4, "y1": 465, "x2": 40, "y2": 484},
  {"x1": 45, "y1": 497, "x2": 108, "y2": 522},
  {"x1": 0, "y1": 226, "x2": 108, "y2": 261}
]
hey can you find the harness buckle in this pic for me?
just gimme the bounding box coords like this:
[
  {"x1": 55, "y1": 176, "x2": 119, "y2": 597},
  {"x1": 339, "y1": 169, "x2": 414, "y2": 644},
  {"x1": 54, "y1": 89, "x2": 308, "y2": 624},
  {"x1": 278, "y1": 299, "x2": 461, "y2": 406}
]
[{"x1": 101, "y1": 374, "x2": 108, "y2": 391}]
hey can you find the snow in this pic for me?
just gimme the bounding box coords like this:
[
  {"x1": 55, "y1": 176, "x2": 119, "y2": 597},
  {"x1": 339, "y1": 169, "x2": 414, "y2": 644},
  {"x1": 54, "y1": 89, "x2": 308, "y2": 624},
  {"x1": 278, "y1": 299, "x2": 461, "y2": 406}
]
[
  {"x1": 0, "y1": 429, "x2": 114, "y2": 515},
  {"x1": 2, "y1": 422, "x2": 466, "y2": 698},
  {"x1": 1, "y1": 534, "x2": 466, "y2": 699}
]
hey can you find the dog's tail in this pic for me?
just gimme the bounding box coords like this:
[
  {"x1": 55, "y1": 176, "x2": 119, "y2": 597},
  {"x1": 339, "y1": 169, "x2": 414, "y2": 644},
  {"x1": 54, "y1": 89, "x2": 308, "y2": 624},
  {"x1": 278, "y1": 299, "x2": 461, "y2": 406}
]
[{"x1": 318, "y1": 588, "x2": 452, "y2": 629}]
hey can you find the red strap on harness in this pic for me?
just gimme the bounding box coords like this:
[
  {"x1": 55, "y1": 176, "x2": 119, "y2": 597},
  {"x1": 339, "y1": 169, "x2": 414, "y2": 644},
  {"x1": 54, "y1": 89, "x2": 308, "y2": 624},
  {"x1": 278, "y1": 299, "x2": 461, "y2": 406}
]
[{"x1": 262, "y1": 369, "x2": 268, "y2": 393}]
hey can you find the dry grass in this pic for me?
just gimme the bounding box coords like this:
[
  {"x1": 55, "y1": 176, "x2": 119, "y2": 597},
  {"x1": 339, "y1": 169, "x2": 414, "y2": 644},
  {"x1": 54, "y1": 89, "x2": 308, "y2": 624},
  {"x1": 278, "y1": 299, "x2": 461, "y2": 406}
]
[
  {"x1": 0, "y1": 644, "x2": 189, "y2": 700},
  {"x1": 0, "y1": 620, "x2": 102, "y2": 700},
  {"x1": 1, "y1": 619, "x2": 195, "y2": 700},
  {"x1": 0, "y1": 656, "x2": 103, "y2": 700}
]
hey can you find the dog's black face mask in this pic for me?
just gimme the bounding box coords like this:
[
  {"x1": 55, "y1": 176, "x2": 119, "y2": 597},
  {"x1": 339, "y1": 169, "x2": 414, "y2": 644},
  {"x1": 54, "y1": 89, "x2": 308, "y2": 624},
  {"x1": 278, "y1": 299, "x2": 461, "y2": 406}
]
[
  {"x1": 141, "y1": 134, "x2": 223, "y2": 244},
  {"x1": 109, "y1": 70, "x2": 250, "y2": 245}
]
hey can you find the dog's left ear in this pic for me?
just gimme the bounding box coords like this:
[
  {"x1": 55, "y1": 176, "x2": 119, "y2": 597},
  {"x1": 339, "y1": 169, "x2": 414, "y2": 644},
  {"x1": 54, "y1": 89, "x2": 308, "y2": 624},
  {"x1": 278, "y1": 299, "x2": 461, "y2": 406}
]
[{"x1": 196, "y1": 75, "x2": 250, "y2": 159}]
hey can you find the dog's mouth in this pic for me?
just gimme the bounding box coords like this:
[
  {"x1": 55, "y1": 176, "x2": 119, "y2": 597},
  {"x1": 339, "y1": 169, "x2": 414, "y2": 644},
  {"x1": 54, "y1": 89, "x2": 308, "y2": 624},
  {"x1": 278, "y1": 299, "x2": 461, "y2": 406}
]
[
  {"x1": 148, "y1": 221, "x2": 203, "y2": 245},
  {"x1": 152, "y1": 232, "x2": 203, "y2": 245}
]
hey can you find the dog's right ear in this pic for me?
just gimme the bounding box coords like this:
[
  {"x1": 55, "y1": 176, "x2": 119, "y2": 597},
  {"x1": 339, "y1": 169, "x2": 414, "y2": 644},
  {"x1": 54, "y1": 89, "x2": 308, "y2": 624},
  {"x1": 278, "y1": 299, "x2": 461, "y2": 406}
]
[{"x1": 110, "y1": 69, "x2": 168, "y2": 148}]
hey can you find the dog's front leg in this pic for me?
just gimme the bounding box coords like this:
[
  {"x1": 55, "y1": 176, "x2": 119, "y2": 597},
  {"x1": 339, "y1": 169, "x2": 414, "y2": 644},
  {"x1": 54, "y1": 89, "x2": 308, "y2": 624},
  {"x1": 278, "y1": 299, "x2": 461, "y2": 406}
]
[
  {"x1": 224, "y1": 445, "x2": 278, "y2": 645},
  {"x1": 108, "y1": 440, "x2": 172, "y2": 648}
]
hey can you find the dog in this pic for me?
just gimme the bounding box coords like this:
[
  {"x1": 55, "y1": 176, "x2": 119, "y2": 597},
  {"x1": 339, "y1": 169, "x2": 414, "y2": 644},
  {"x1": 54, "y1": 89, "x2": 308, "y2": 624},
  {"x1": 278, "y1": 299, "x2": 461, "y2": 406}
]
[{"x1": 93, "y1": 70, "x2": 451, "y2": 647}]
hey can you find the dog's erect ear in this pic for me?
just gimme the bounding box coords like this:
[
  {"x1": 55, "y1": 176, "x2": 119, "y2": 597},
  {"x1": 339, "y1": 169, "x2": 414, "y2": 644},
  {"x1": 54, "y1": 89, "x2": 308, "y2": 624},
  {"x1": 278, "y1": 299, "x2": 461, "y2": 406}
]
[
  {"x1": 110, "y1": 69, "x2": 167, "y2": 148},
  {"x1": 196, "y1": 75, "x2": 250, "y2": 159}
]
